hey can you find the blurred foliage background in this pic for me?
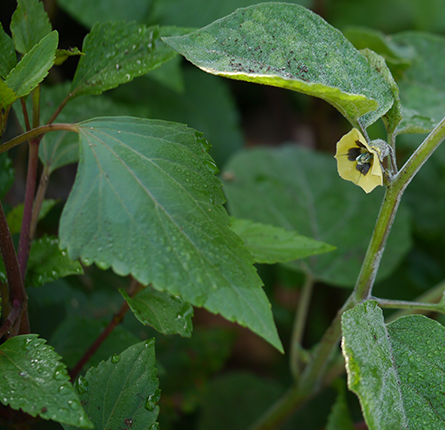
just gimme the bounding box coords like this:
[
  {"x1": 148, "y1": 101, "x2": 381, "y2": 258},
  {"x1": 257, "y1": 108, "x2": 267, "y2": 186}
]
[{"x1": 1, "y1": 0, "x2": 445, "y2": 429}]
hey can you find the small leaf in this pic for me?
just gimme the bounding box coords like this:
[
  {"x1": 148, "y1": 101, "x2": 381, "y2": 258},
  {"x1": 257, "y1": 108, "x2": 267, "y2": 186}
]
[
  {"x1": 26, "y1": 235, "x2": 84, "y2": 287},
  {"x1": 0, "y1": 23, "x2": 17, "y2": 78},
  {"x1": 326, "y1": 380, "x2": 355, "y2": 430},
  {"x1": 63, "y1": 340, "x2": 159, "y2": 430},
  {"x1": 120, "y1": 286, "x2": 194, "y2": 337},
  {"x1": 54, "y1": 47, "x2": 83, "y2": 66},
  {"x1": 0, "y1": 79, "x2": 17, "y2": 111},
  {"x1": 163, "y1": 3, "x2": 394, "y2": 128},
  {"x1": 59, "y1": 117, "x2": 283, "y2": 352},
  {"x1": 230, "y1": 217, "x2": 335, "y2": 264},
  {"x1": 222, "y1": 145, "x2": 411, "y2": 287},
  {"x1": 70, "y1": 22, "x2": 161, "y2": 98},
  {"x1": 5, "y1": 30, "x2": 58, "y2": 98},
  {"x1": 10, "y1": 0, "x2": 52, "y2": 54},
  {"x1": 0, "y1": 334, "x2": 93, "y2": 428},
  {"x1": 342, "y1": 301, "x2": 445, "y2": 429}
]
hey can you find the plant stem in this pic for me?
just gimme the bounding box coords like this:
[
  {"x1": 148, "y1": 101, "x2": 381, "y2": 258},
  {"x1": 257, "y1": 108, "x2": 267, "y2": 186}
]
[
  {"x1": 30, "y1": 167, "x2": 50, "y2": 240},
  {"x1": 290, "y1": 271, "x2": 314, "y2": 379},
  {"x1": 69, "y1": 280, "x2": 144, "y2": 380},
  {"x1": 251, "y1": 117, "x2": 445, "y2": 430},
  {"x1": 0, "y1": 123, "x2": 78, "y2": 154},
  {"x1": 0, "y1": 200, "x2": 26, "y2": 338}
]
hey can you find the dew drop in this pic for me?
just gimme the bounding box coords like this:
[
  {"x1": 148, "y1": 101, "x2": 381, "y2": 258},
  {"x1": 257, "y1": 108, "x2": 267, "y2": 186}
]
[
  {"x1": 111, "y1": 354, "x2": 121, "y2": 364},
  {"x1": 76, "y1": 376, "x2": 89, "y2": 394},
  {"x1": 145, "y1": 388, "x2": 161, "y2": 411}
]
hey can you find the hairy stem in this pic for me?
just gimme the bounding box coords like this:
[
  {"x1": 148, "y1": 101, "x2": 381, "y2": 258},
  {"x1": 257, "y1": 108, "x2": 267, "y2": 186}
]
[{"x1": 69, "y1": 280, "x2": 144, "y2": 380}]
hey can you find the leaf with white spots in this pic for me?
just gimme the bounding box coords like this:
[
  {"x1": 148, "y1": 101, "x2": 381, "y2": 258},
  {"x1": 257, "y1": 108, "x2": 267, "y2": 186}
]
[{"x1": 342, "y1": 300, "x2": 445, "y2": 429}]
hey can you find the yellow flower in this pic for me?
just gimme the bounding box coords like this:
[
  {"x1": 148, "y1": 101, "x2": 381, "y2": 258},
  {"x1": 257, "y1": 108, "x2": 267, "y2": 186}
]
[{"x1": 334, "y1": 128, "x2": 383, "y2": 194}]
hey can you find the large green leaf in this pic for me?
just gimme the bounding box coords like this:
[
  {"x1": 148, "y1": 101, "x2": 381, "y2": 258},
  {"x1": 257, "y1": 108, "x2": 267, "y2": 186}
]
[
  {"x1": 0, "y1": 23, "x2": 17, "y2": 78},
  {"x1": 342, "y1": 300, "x2": 445, "y2": 430},
  {"x1": 163, "y1": 3, "x2": 394, "y2": 128},
  {"x1": 5, "y1": 30, "x2": 58, "y2": 98},
  {"x1": 63, "y1": 340, "x2": 159, "y2": 430},
  {"x1": 393, "y1": 32, "x2": 445, "y2": 134},
  {"x1": 120, "y1": 286, "x2": 194, "y2": 337},
  {"x1": 222, "y1": 145, "x2": 411, "y2": 287},
  {"x1": 10, "y1": 0, "x2": 52, "y2": 54},
  {"x1": 58, "y1": 0, "x2": 152, "y2": 28},
  {"x1": 70, "y1": 22, "x2": 168, "y2": 98},
  {"x1": 59, "y1": 117, "x2": 283, "y2": 352},
  {"x1": 0, "y1": 334, "x2": 93, "y2": 428},
  {"x1": 230, "y1": 217, "x2": 335, "y2": 264}
]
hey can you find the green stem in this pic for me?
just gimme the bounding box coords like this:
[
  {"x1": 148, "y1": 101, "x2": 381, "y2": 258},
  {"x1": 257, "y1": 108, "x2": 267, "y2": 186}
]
[
  {"x1": 290, "y1": 271, "x2": 314, "y2": 379},
  {"x1": 251, "y1": 117, "x2": 445, "y2": 430},
  {"x1": 375, "y1": 297, "x2": 445, "y2": 314},
  {"x1": 0, "y1": 123, "x2": 78, "y2": 154},
  {"x1": 30, "y1": 167, "x2": 50, "y2": 240}
]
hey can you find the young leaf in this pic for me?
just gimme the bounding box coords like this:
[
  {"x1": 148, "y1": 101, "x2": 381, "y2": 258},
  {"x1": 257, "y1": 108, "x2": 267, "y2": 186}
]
[
  {"x1": 120, "y1": 286, "x2": 194, "y2": 337},
  {"x1": 5, "y1": 30, "x2": 58, "y2": 98},
  {"x1": 25, "y1": 235, "x2": 84, "y2": 287},
  {"x1": 229, "y1": 217, "x2": 335, "y2": 264},
  {"x1": 70, "y1": 22, "x2": 163, "y2": 98},
  {"x1": 0, "y1": 79, "x2": 17, "y2": 111},
  {"x1": 342, "y1": 301, "x2": 445, "y2": 429},
  {"x1": 54, "y1": 47, "x2": 83, "y2": 66},
  {"x1": 59, "y1": 117, "x2": 283, "y2": 352},
  {"x1": 63, "y1": 340, "x2": 159, "y2": 430},
  {"x1": 10, "y1": 0, "x2": 52, "y2": 54},
  {"x1": 0, "y1": 334, "x2": 93, "y2": 428},
  {"x1": 163, "y1": 3, "x2": 394, "y2": 128},
  {"x1": 326, "y1": 380, "x2": 355, "y2": 430},
  {"x1": 0, "y1": 23, "x2": 17, "y2": 78},
  {"x1": 394, "y1": 32, "x2": 445, "y2": 134},
  {"x1": 222, "y1": 145, "x2": 411, "y2": 287}
]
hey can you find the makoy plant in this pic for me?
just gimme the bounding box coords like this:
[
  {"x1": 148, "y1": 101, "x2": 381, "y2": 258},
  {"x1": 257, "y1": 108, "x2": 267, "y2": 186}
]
[{"x1": 1, "y1": 1, "x2": 445, "y2": 429}]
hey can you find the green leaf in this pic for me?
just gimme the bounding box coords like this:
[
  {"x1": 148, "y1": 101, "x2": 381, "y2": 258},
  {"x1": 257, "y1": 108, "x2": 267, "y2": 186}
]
[
  {"x1": 59, "y1": 117, "x2": 283, "y2": 352},
  {"x1": 5, "y1": 30, "x2": 58, "y2": 98},
  {"x1": 58, "y1": 0, "x2": 152, "y2": 28},
  {"x1": 326, "y1": 380, "x2": 355, "y2": 430},
  {"x1": 10, "y1": 0, "x2": 52, "y2": 54},
  {"x1": 0, "y1": 152, "x2": 15, "y2": 199},
  {"x1": 393, "y1": 32, "x2": 445, "y2": 134},
  {"x1": 0, "y1": 334, "x2": 93, "y2": 428},
  {"x1": 342, "y1": 300, "x2": 445, "y2": 429},
  {"x1": 120, "y1": 286, "x2": 193, "y2": 337},
  {"x1": 70, "y1": 22, "x2": 163, "y2": 98},
  {"x1": 163, "y1": 3, "x2": 394, "y2": 128},
  {"x1": 0, "y1": 23, "x2": 17, "y2": 78},
  {"x1": 26, "y1": 235, "x2": 83, "y2": 287},
  {"x1": 360, "y1": 49, "x2": 402, "y2": 134},
  {"x1": 230, "y1": 217, "x2": 335, "y2": 264},
  {"x1": 0, "y1": 78, "x2": 18, "y2": 110},
  {"x1": 50, "y1": 316, "x2": 140, "y2": 370},
  {"x1": 63, "y1": 340, "x2": 159, "y2": 430},
  {"x1": 6, "y1": 199, "x2": 58, "y2": 235},
  {"x1": 54, "y1": 47, "x2": 83, "y2": 66},
  {"x1": 222, "y1": 145, "x2": 411, "y2": 287}
]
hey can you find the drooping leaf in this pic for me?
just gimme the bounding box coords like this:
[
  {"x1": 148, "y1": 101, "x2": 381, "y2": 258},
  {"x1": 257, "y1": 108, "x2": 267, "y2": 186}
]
[
  {"x1": 25, "y1": 235, "x2": 83, "y2": 287},
  {"x1": 0, "y1": 23, "x2": 17, "y2": 78},
  {"x1": 393, "y1": 32, "x2": 445, "y2": 134},
  {"x1": 0, "y1": 334, "x2": 93, "y2": 428},
  {"x1": 342, "y1": 300, "x2": 445, "y2": 429},
  {"x1": 63, "y1": 340, "x2": 159, "y2": 430},
  {"x1": 10, "y1": 0, "x2": 52, "y2": 54},
  {"x1": 222, "y1": 145, "x2": 411, "y2": 287},
  {"x1": 70, "y1": 22, "x2": 165, "y2": 98},
  {"x1": 360, "y1": 49, "x2": 402, "y2": 133},
  {"x1": 120, "y1": 286, "x2": 193, "y2": 337},
  {"x1": 229, "y1": 217, "x2": 335, "y2": 264},
  {"x1": 5, "y1": 30, "x2": 58, "y2": 98},
  {"x1": 6, "y1": 199, "x2": 58, "y2": 235},
  {"x1": 163, "y1": 2, "x2": 394, "y2": 128},
  {"x1": 50, "y1": 316, "x2": 140, "y2": 371},
  {"x1": 58, "y1": 0, "x2": 152, "y2": 28},
  {"x1": 59, "y1": 117, "x2": 283, "y2": 352}
]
